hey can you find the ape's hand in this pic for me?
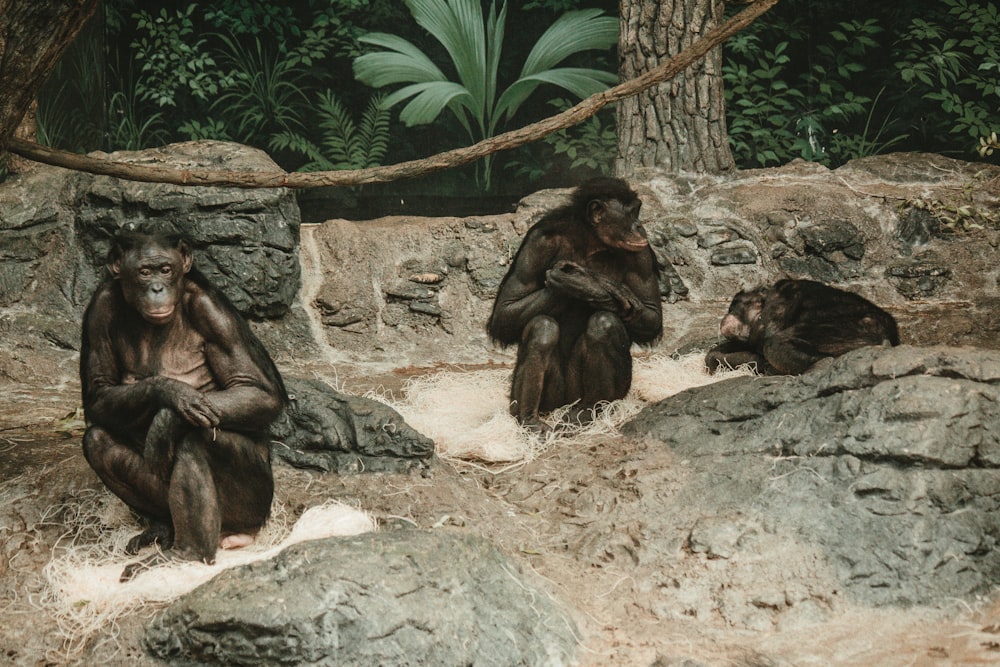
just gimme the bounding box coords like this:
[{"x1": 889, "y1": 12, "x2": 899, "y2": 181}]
[
  {"x1": 155, "y1": 377, "x2": 220, "y2": 428},
  {"x1": 546, "y1": 260, "x2": 640, "y2": 318},
  {"x1": 546, "y1": 261, "x2": 607, "y2": 302}
]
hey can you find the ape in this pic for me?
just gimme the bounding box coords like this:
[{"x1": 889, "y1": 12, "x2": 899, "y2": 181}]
[
  {"x1": 705, "y1": 278, "x2": 899, "y2": 375},
  {"x1": 80, "y1": 232, "x2": 288, "y2": 581},
  {"x1": 487, "y1": 177, "x2": 662, "y2": 430}
]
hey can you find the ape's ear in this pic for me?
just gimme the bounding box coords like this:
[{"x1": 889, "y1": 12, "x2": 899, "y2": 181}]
[
  {"x1": 178, "y1": 240, "x2": 193, "y2": 274},
  {"x1": 587, "y1": 199, "x2": 607, "y2": 225},
  {"x1": 106, "y1": 243, "x2": 124, "y2": 280}
]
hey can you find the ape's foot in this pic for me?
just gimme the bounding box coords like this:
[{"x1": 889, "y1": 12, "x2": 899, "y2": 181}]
[
  {"x1": 519, "y1": 415, "x2": 552, "y2": 435},
  {"x1": 124, "y1": 522, "x2": 173, "y2": 555},
  {"x1": 120, "y1": 548, "x2": 214, "y2": 582},
  {"x1": 220, "y1": 533, "x2": 256, "y2": 550},
  {"x1": 120, "y1": 551, "x2": 172, "y2": 582}
]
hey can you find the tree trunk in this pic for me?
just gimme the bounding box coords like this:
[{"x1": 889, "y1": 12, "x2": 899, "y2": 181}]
[
  {"x1": 616, "y1": 0, "x2": 735, "y2": 176},
  {"x1": 0, "y1": 0, "x2": 100, "y2": 169}
]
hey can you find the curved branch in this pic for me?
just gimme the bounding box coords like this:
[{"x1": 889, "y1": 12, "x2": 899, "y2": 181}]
[{"x1": 7, "y1": 0, "x2": 778, "y2": 189}]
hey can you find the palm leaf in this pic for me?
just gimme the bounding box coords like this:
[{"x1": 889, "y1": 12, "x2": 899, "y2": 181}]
[
  {"x1": 406, "y1": 0, "x2": 490, "y2": 119},
  {"x1": 482, "y1": 2, "x2": 507, "y2": 133},
  {"x1": 354, "y1": 33, "x2": 449, "y2": 86},
  {"x1": 496, "y1": 68, "x2": 618, "y2": 122},
  {"x1": 520, "y1": 10, "x2": 618, "y2": 77},
  {"x1": 386, "y1": 81, "x2": 474, "y2": 126}
]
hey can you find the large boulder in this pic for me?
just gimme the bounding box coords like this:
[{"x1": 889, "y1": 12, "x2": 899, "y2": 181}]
[
  {"x1": 623, "y1": 344, "x2": 1000, "y2": 609},
  {"x1": 144, "y1": 530, "x2": 579, "y2": 666}
]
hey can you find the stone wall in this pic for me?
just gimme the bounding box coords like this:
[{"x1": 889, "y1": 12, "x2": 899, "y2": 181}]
[{"x1": 1, "y1": 143, "x2": 997, "y2": 380}]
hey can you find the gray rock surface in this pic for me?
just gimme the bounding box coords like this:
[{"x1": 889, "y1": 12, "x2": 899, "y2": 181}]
[
  {"x1": 623, "y1": 344, "x2": 1000, "y2": 607},
  {"x1": 0, "y1": 140, "x2": 299, "y2": 336},
  {"x1": 144, "y1": 530, "x2": 578, "y2": 667},
  {"x1": 271, "y1": 377, "x2": 435, "y2": 473}
]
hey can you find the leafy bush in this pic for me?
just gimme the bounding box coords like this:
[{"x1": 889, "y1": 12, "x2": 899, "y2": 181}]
[
  {"x1": 724, "y1": 0, "x2": 999, "y2": 168},
  {"x1": 131, "y1": 4, "x2": 225, "y2": 108},
  {"x1": 724, "y1": 19, "x2": 897, "y2": 167},
  {"x1": 209, "y1": 34, "x2": 310, "y2": 142},
  {"x1": 270, "y1": 91, "x2": 390, "y2": 171},
  {"x1": 542, "y1": 98, "x2": 616, "y2": 174},
  {"x1": 893, "y1": 0, "x2": 1000, "y2": 154}
]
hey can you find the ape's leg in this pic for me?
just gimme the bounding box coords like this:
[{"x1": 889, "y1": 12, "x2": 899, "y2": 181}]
[
  {"x1": 83, "y1": 425, "x2": 170, "y2": 523},
  {"x1": 510, "y1": 315, "x2": 564, "y2": 431},
  {"x1": 564, "y1": 312, "x2": 632, "y2": 418},
  {"x1": 761, "y1": 330, "x2": 824, "y2": 375},
  {"x1": 119, "y1": 428, "x2": 273, "y2": 582}
]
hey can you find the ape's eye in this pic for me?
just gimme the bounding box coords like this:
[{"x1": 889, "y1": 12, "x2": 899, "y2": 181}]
[{"x1": 139, "y1": 268, "x2": 152, "y2": 277}]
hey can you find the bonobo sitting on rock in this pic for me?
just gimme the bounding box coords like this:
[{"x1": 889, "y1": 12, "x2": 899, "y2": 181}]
[
  {"x1": 706, "y1": 278, "x2": 899, "y2": 375},
  {"x1": 80, "y1": 231, "x2": 288, "y2": 581},
  {"x1": 487, "y1": 177, "x2": 662, "y2": 430}
]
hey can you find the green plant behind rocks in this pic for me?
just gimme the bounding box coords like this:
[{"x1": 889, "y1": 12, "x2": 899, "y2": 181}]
[
  {"x1": 724, "y1": 19, "x2": 894, "y2": 168},
  {"x1": 894, "y1": 0, "x2": 1000, "y2": 156},
  {"x1": 352, "y1": 0, "x2": 618, "y2": 190},
  {"x1": 724, "y1": 0, "x2": 1000, "y2": 169},
  {"x1": 131, "y1": 4, "x2": 226, "y2": 109},
  {"x1": 269, "y1": 91, "x2": 390, "y2": 171}
]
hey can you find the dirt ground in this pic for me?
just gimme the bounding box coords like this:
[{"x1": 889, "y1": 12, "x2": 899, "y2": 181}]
[{"x1": 4, "y1": 355, "x2": 1000, "y2": 667}]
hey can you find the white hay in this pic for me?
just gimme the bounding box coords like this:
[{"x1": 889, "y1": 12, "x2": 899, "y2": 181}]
[
  {"x1": 369, "y1": 351, "x2": 756, "y2": 466},
  {"x1": 40, "y1": 489, "x2": 375, "y2": 658},
  {"x1": 632, "y1": 349, "x2": 756, "y2": 402}
]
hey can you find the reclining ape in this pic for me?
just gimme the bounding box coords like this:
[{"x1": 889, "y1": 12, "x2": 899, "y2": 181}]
[
  {"x1": 80, "y1": 232, "x2": 288, "y2": 581},
  {"x1": 705, "y1": 278, "x2": 899, "y2": 375},
  {"x1": 488, "y1": 177, "x2": 662, "y2": 430}
]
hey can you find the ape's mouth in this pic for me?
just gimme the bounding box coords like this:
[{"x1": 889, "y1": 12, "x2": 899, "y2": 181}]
[
  {"x1": 143, "y1": 307, "x2": 175, "y2": 323},
  {"x1": 622, "y1": 238, "x2": 649, "y2": 251}
]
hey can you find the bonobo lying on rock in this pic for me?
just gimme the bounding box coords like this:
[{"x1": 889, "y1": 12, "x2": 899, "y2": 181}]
[
  {"x1": 80, "y1": 231, "x2": 288, "y2": 581},
  {"x1": 487, "y1": 177, "x2": 662, "y2": 430},
  {"x1": 706, "y1": 278, "x2": 899, "y2": 375}
]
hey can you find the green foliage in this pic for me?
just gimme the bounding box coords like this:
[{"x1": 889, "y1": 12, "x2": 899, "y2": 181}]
[
  {"x1": 269, "y1": 91, "x2": 390, "y2": 171},
  {"x1": 724, "y1": 19, "x2": 896, "y2": 167},
  {"x1": 523, "y1": 1, "x2": 591, "y2": 11},
  {"x1": 107, "y1": 90, "x2": 170, "y2": 150},
  {"x1": 131, "y1": 4, "x2": 225, "y2": 107},
  {"x1": 352, "y1": 0, "x2": 618, "y2": 189},
  {"x1": 210, "y1": 34, "x2": 310, "y2": 142},
  {"x1": 542, "y1": 98, "x2": 616, "y2": 173},
  {"x1": 725, "y1": 0, "x2": 1000, "y2": 168},
  {"x1": 178, "y1": 118, "x2": 232, "y2": 141},
  {"x1": 203, "y1": 1, "x2": 299, "y2": 37},
  {"x1": 36, "y1": 30, "x2": 106, "y2": 152},
  {"x1": 894, "y1": 0, "x2": 1000, "y2": 152},
  {"x1": 724, "y1": 38, "x2": 800, "y2": 166}
]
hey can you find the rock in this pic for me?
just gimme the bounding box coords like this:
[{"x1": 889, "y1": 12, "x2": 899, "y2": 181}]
[
  {"x1": 0, "y1": 141, "x2": 299, "y2": 374},
  {"x1": 144, "y1": 530, "x2": 579, "y2": 666},
  {"x1": 623, "y1": 344, "x2": 1000, "y2": 607},
  {"x1": 271, "y1": 378, "x2": 434, "y2": 474}
]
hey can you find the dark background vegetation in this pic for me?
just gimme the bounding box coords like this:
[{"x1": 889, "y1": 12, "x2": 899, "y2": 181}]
[{"x1": 36, "y1": 0, "x2": 999, "y2": 218}]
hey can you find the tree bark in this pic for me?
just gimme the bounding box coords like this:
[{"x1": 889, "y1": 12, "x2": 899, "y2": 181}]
[
  {"x1": 0, "y1": 0, "x2": 100, "y2": 166},
  {"x1": 617, "y1": 0, "x2": 735, "y2": 176}
]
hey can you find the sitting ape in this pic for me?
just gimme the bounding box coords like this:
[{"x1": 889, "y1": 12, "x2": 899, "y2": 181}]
[
  {"x1": 80, "y1": 232, "x2": 288, "y2": 581},
  {"x1": 487, "y1": 178, "x2": 662, "y2": 429},
  {"x1": 705, "y1": 278, "x2": 900, "y2": 376}
]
